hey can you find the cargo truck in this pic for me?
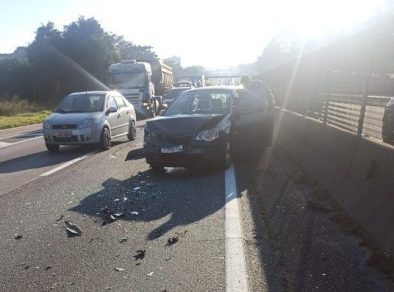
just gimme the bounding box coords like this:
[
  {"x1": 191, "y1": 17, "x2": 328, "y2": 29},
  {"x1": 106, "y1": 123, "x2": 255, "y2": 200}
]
[{"x1": 108, "y1": 60, "x2": 173, "y2": 117}]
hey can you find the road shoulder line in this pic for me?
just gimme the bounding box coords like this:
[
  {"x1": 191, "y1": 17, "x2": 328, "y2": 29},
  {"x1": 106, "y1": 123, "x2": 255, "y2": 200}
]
[
  {"x1": 40, "y1": 151, "x2": 97, "y2": 177},
  {"x1": 225, "y1": 164, "x2": 249, "y2": 292}
]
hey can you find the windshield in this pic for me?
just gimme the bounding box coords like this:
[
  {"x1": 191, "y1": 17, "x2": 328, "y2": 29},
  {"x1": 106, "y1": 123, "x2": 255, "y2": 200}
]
[
  {"x1": 56, "y1": 93, "x2": 105, "y2": 113},
  {"x1": 111, "y1": 72, "x2": 146, "y2": 89},
  {"x1": 164, "y1": 88, "x2": 187, "y2": 99},
  {"x1": 164, "y1": 90, "x2": 232, "y2": 116}
]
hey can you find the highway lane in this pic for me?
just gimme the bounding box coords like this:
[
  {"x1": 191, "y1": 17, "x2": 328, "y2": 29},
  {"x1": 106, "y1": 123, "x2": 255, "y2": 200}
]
[
  {"x1": 0, "y1": 125, "x2": 95, "y2": 196},
  {"x1": 0, "y1": 122, "x2": 252, "y2": 291}
]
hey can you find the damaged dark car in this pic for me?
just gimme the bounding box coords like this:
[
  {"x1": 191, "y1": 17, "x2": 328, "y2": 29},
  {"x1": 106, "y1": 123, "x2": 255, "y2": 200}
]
[{"x1": 143, "y1": 86, "x2": 273, "y2": 171}]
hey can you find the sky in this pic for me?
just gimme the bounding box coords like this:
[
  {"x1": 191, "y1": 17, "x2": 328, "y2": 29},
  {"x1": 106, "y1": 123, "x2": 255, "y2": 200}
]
[{"x1": 0, "y1": 0, "x2": 389, "y2": 68}]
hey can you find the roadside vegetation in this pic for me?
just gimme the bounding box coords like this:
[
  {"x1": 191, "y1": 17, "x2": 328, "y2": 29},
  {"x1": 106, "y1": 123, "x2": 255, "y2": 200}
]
[{"x1": 0, "y1": 98, "x2": 50, "y2": 129}]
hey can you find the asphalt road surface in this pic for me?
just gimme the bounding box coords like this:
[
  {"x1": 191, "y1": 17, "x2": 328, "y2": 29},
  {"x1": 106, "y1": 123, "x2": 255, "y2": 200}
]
[
  {"x1": 1, "y1": 122, "x2": 393, "y2": 292},
  {"x1": 0, "y1": 122, "x2": 252, "y2": 291}
]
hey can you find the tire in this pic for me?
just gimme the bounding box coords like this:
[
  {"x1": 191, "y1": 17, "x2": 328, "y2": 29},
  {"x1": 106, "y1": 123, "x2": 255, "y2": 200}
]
[
  {"x1": 46, "y1": 144, "x2": 60, "y2": 152},
  {"x1": 147, "y1": 161, "x2": 165, "y2": 173},
  {"x1": 100, "y1": 127, "x2": 111, "y2": 150},
  {"x1": 127, "y1": 121, "x2": 137, "y2": 141}
]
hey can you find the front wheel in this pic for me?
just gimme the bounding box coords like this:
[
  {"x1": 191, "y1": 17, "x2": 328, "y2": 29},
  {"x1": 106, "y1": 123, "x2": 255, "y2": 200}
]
[
  {"x1": 147, "y1": 160, "x2": 165, "y2": 173},
  {"x1": 100, "y1": 127, "x2": 111, "y2": 150},
  {"x1": 46, "y1": 144, "x2": 60, "y2": 152}
]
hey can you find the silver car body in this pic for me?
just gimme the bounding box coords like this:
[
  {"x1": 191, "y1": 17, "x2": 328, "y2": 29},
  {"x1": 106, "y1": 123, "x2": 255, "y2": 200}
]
[{"x1": 43, "y1": 91, "x2": 136, "y2": 146}]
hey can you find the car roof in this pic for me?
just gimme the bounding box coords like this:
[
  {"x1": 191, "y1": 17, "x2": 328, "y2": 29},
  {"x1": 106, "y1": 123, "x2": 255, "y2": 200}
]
[
  {"x1": 185, "y1": 85, "x2": 241, "y2": 92},
  {"x1": 68, "y1": 90, "x2": 119, "y2": 96}
]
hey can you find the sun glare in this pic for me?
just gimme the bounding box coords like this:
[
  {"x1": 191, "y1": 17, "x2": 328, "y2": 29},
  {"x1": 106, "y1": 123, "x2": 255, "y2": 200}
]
[{"x1": 281, "y1": 0, "x2": 384, "y2": 38}]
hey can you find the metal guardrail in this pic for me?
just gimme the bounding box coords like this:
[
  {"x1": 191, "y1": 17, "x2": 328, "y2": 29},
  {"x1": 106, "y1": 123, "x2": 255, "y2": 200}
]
[{"x1": 304, "y1": 94, "x2": 391, "y2": 140}]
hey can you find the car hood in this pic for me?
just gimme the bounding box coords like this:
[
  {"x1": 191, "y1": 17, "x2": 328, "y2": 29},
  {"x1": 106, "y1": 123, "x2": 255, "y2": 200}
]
[
  {"x1": 146, "y1": 114, "x2": 225, "y2": 136},
  {"x1": 47, "y1": 112, "x2": 102, "y2": 125}
]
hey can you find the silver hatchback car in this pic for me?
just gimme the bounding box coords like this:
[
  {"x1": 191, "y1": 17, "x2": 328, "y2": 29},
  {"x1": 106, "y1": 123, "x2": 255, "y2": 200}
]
[{"x1": 43, "y1": 91, "x2": 136, "y2": 151}]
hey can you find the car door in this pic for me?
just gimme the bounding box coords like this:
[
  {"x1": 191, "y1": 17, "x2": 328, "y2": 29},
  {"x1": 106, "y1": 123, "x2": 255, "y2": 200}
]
[
  {"x1": 114, "y1": 95, "x2": 129, "y2": 135},
  {"x1": 231, "y1": 89, "x2": 273, "y2": 150},
  {"x1": 106, "y1": 95, "x2": 122, "y2": 137}
]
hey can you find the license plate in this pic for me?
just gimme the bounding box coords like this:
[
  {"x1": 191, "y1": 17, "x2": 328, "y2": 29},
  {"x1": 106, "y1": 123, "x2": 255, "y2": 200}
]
[
  {"x1": 161, "y1": 145, "x2": 183, "y2": 153},
  {"x1": 56, "y1": 131, "x2": 72, "y2": 138}
]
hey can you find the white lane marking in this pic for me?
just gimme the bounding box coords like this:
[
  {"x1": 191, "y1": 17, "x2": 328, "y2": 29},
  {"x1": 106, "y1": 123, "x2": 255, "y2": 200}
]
[
  {"x1": 0, "y1": 136, "x2": 42, "y2": 149},
  {"x1": 0, "y1": 142, "x2": 12, "y2": 148},
  {"x1": 225, "y1": 164, "x2": 249, "y2": 292},
  {"x1": 40, "y1": 151, "x2": 97, "y2": 177}
]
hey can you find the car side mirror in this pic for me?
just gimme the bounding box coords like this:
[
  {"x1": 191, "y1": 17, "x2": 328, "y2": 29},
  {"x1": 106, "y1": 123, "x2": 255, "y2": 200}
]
[{"x1": 107, "y1": 107, "x2": 117, "y2": 114}]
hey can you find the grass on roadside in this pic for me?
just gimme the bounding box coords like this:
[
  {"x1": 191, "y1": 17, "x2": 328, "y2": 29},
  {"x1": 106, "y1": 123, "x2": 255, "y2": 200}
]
[{"x1": 0, "y1": 110, "x2": 51, "y2": 129}]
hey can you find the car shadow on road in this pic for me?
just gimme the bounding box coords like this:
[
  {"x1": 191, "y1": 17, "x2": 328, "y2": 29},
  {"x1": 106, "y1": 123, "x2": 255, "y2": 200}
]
[
  {"x1": 69, "y1": 165, "x2": 229, "y2": 241},
  {"x1": 0, "y1": 145, "x2": 94, "y2": 174}
]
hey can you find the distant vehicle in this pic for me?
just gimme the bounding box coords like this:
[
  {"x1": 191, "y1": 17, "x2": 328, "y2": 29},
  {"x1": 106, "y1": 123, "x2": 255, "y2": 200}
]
[
  {"x1": 173, "y1": 81, "x2": 193, "y2": 88},
  {"x1": 162, "y1": 87, "x2": 190, "y2": 106},
  {"x1": 175, "y1": 75, "x2": 205, "y2": 88},
  {"x1": 382, "y1": 97, "x2": 394, "y2": 144},
  {"x1": 143, "y1": 86, "x2": 273, "y2": 171},
  {"x1": 43, "y1": 91, "x2": 136, "y2": 151},
  {"x1": 108, "y1": 59, "x2": 173, "y2": 117}
]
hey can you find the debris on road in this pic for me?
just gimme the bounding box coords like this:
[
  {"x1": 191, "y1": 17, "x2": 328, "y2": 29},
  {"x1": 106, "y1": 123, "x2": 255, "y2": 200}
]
[
  {"x1": 113, "y1": 212, "x2": 125, "y2": 218},
  {"x1": 119, "y1": 238, "x2": 127, "y2": 243},
  {"x1": 150, "y1": 228, "x2": 165, "y2": 239},
  {"x1": 134, "y1": 250, "x2": 146, "y2": 260},
  {"x1": 147, "y1": 271, "x2": 154, "y2": 277},
  {"x1": 55, "y1": 215, "x2": 64, "y2": 222},
  {"x1": 100, "y1": 207, "x2": 118, "y2": 225},
  {"x1": 133, "y1": 187, "x2": 141, "y2": 191},
  {"x1": 175, "y1": 230, "x2": 188, "y2": 238},
  {"x1": 14, "y1": 234, "x2": 23, "y2": 240},
  {"x1": 65, "y1": 221, "x2": 82, "y2": 237},
  {"x1": 45, "y1": 266, "x2": 51, "y2": 271},
  {"x1": 113, "y1": 198, "x2": 120, "y2": 202},
  {"x1": 166, "y1": 236, "x2": 179, "y2": 246},
  {"x1": 130, "y1": 211, "x2": 139, "y2": 215},
  {"x1": 165, "y1": 257, "x2": 172, "y2": 261},
  {"x1": 114, "y1": 267, "x2": 125, "y2": 272}
]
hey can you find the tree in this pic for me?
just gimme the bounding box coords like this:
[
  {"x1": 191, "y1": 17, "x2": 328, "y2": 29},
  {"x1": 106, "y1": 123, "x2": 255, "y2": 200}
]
[{"x1": 0, "y1": 16, "x2": 160, "y2": 106}]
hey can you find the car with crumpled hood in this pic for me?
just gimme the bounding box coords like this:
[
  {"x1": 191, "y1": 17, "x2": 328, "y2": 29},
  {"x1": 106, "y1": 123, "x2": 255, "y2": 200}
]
[{"x1": 143, "y1": 86, "x2": 273, "y2": 171}]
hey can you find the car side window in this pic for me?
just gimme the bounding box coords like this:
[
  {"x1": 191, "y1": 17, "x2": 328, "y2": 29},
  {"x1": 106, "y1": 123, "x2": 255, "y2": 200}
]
[
  {"x1": 107, "y1": 96, "x2": 117, "y2": 110},
  {"x1": 114, "y1": 95, "x2": 126, "y2": 108}
]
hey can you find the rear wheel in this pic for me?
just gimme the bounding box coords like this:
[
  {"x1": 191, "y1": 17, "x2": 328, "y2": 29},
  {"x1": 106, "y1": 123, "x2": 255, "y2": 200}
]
[
  {"x1": 128, "y1": 121, "x2": 137, "y2": 141},
  {"x1": 46, "y1": 144, "x2": 60, "y2": 152},
  {"x1": 100, "y1": 127, "x2": 111, "y2": 150}
]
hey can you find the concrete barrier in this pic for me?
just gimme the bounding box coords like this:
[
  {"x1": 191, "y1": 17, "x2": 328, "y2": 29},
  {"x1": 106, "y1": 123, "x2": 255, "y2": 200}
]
[{"x1": 274, "y1": 108, "x2": 394, "y2": 255}]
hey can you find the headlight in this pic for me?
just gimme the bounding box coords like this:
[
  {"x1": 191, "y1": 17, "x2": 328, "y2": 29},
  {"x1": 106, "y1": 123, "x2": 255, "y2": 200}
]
[
  {"x1": 195, "y1": 128, "x2": 219, "y2": 142},
  {"x1": 78, "y1": 119, "x2": 93, "y2": 129},
  {"x1": 43, "y1": 120, "x2": 51, "y2": 129}
]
